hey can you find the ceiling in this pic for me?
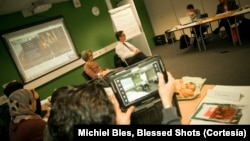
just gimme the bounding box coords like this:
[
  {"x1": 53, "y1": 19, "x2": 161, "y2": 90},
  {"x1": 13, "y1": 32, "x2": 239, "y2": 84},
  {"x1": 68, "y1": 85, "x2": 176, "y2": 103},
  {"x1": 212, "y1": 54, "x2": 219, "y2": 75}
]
[{"x1": 0, "y1": 0, "x2": 69, "y2": 15}]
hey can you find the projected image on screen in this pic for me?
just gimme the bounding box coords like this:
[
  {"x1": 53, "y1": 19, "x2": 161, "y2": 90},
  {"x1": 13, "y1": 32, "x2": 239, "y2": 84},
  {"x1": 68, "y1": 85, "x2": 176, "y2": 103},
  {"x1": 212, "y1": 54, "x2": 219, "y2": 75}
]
[
  {"x1": 114, "y1": 62, "x2": 160, "y2": 105},
  {"x1": 2, "y1": 17, "x2": 79, "y2": 83}
]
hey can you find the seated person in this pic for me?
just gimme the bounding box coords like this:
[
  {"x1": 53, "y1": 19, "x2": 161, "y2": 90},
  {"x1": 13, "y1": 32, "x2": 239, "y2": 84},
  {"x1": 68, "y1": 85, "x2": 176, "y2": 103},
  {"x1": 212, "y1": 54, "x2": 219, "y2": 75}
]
[
  {"x1": 8, "y1": 89, "x2": 46, "y2": 141},
  {"x1": 3, "y1": 81, "x2": 47, "y2": 117},
  {"x1": 186, "y1": 4, "x2": 207, "y2": 46},
  {"x1": 47, "y1": 71, "x2": 180, "y2": 140},
  {"x1": 212, "y1": 0, "x2": 239, "y2": 38},
  {"x1": 43, "y1": 86, "x2": 73, "y2": 141},
  {"x1": 0, "y1": 81, "x2": 47, "y2": 141},
  {"x1": 187, "y1": 4, "x2": 201, "y2": 21},
  {"x1": 0, "y1": 81, "x2": 24, "y2": 141},
  {"x1": 115, "y1": 30, "x2": 147, "y2": 66},
  {"x1": 81, "y1": 50, "x2": 119, "y2": 79}
]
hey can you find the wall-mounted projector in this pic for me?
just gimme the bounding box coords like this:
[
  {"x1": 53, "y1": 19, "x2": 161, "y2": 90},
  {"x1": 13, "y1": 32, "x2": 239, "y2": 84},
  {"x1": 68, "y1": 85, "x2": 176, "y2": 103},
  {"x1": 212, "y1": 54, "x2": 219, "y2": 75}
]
[
  {"x1": 22, "y1": 1, "x2": 52, "y2": 17},
  {"x1": 32, "y1": 3, "x2": 52, "y2": 14}
]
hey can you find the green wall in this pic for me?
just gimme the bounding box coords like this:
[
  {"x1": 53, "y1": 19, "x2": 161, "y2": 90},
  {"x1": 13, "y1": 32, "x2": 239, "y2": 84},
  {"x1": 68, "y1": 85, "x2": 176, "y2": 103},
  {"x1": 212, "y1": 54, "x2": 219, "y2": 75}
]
[{"x1": 0, "y1": 0, "x2": 154, "y2": 99}]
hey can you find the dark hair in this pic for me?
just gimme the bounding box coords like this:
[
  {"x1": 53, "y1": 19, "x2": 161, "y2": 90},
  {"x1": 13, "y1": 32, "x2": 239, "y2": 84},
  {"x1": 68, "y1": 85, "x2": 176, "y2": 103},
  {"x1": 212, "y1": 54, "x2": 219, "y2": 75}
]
[
  {"x1": 3, "y1": 81, "x2": 24, "y2": 97},
  {"x1": 115, "y1": 30, "x2": 123, "y2": 40},
  {"x1": 48, "y1": 83, "x2": 115, "y2": 141},
  {"x1": 51, "y1": 86, "x2": 73, "y2": 105},
  {"x1": 187, "y1": 4, "x2": 194, "y2": 10}
]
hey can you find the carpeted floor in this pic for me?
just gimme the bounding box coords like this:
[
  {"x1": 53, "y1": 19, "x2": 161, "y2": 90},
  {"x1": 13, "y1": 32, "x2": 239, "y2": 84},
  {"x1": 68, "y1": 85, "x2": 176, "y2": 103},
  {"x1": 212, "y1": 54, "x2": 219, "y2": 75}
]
[{"x1": 151, "y1": 34, "x2": 250, "y2": 86}]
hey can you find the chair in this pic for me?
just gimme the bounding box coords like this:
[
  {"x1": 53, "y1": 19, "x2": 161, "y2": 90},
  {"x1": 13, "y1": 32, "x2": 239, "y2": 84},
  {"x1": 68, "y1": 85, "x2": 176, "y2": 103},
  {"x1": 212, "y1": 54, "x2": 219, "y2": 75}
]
[
  {"x1": 82, "y1": 71, "x2": 92, "y2": 81},
  {"x1": 113, "y1": 54, "x2": 128, "y2": 68},
  {"x1": 198, "y1": 13, "x2": 211, "y2": 36},
  {"x1": 200, "y1": 13, "x2": 208, "y2": 19},
  {"x1": 227, "y1": 15, "x2": 242, "y2": 45}
]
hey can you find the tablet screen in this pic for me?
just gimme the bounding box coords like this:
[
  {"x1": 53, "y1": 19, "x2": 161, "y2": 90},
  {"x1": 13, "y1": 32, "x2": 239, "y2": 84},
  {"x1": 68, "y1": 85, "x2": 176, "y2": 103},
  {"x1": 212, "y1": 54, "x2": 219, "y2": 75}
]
[{"x1": 108, "y1": 56, "x2": 167, "y2": 109}]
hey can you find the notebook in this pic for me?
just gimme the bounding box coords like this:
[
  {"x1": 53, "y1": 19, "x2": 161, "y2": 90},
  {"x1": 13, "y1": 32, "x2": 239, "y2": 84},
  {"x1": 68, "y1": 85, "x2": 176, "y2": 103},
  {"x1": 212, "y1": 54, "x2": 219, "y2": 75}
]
[{"x1": 179, "y1": 16, "x2": 193, "y2": 25}]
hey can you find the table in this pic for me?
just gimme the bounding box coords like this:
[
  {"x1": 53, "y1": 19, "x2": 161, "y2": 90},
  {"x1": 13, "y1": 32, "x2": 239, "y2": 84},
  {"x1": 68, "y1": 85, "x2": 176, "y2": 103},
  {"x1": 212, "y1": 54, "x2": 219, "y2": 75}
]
[
  {"x1": 178, "y1": 85, "x2": 215, "y2": 124},
  {"x1": 168, "y1": 8, "x2": 250, "y2": 51},
  {"x1": 178, "y1": 84, "x2": 250, "y2": 125},
  {"x1": 41, "y1": 83, "x2": 250, "y2": 124}
]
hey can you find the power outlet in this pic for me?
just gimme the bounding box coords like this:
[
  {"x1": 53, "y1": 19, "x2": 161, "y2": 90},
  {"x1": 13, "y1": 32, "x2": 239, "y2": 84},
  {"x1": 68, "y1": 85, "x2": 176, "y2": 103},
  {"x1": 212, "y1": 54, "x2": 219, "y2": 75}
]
[{"x1": 73, "y1": 0, "x2": 81, "y2": 8}]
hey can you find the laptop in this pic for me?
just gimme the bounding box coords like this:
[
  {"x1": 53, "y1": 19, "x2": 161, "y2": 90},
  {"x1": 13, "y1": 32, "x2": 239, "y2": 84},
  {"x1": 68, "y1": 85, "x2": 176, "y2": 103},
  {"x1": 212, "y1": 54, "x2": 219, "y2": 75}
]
[{"x1": 179, "y1": 16, "x2": 193, "y2": 25}]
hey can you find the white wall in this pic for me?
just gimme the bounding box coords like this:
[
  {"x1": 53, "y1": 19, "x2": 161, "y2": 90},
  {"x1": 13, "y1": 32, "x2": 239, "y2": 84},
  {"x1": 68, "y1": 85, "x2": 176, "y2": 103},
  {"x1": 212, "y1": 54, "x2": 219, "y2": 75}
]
[{"x1": 143, "y1": 0, "x2": 250, "y2": 39}]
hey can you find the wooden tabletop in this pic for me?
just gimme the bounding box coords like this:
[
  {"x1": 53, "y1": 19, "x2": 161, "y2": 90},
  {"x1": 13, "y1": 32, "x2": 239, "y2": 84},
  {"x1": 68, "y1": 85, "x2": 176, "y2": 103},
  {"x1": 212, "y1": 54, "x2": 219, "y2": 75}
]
[{"x1": 178, "y1": 84, "x2": 215, "y2": 124}]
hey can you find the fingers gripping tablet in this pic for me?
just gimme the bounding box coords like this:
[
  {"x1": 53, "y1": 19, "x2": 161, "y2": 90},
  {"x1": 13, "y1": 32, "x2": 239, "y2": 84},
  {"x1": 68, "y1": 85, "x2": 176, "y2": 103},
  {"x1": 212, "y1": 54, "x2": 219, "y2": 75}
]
[{"x1": 108, "y1": 55, "x2": 168, "y2": 110}]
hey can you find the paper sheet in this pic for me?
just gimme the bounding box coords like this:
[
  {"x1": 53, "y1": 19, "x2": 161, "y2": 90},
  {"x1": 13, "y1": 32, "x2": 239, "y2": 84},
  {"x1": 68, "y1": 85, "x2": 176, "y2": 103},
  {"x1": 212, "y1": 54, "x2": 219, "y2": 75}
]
[{"x1": 190, "y1": 85, "x2": 250, "y2": 124}]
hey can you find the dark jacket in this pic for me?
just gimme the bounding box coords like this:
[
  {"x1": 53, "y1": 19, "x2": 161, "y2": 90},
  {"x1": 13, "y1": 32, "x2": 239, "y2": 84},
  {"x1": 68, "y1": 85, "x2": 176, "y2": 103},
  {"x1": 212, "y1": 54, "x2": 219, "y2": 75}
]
[
  {"x1": 216, "y1": 0, "x2": 238, "y2": 14},
  {"x1": 0, "y1": 103, "x2": 10, "y2": 141},
  {"x1": 161, "y1": 107, "x2": 182, "y2": 124}
]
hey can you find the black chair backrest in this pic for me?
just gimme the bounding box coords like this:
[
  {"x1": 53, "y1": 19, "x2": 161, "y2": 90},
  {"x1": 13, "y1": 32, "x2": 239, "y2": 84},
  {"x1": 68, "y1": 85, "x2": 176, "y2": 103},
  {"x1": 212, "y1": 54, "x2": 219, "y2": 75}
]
[
  {"x1": 114, "y1": 54, "x2": 128, "y2": 68},
  {"x1": 82, "y1": 71, "x2": 92, "y2": 81},
  {"x1": 200, "y1": 13, "x2": 208, "y2": 19}
]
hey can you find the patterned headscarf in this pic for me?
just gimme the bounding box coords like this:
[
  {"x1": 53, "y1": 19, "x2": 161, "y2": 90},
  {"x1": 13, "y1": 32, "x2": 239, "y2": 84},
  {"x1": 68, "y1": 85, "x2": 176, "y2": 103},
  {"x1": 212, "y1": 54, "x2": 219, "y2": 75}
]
[{"x1": 8, "y1": 89, "x2": 41, "y2": 124}]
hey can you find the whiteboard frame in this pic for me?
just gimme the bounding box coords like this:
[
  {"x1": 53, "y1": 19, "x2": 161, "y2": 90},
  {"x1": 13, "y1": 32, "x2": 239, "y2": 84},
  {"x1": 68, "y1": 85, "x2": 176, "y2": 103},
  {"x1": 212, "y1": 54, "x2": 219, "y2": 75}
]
[{"x1": 2, "y1": 17, "x2": 79, "y2": 84}]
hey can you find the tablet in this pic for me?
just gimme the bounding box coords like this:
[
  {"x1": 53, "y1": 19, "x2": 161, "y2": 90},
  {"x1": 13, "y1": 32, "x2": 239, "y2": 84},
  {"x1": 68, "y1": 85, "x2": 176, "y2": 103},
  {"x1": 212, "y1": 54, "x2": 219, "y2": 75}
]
[{"x1": 108, "y1": 55, "x2": 168, "y2": 110}]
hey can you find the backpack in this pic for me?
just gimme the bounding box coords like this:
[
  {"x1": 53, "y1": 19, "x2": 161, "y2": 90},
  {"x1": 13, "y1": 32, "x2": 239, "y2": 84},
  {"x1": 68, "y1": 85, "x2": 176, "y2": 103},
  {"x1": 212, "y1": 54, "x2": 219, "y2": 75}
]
[{"x1": 179, "y1": 34, "x2": 190, "y2": 49}]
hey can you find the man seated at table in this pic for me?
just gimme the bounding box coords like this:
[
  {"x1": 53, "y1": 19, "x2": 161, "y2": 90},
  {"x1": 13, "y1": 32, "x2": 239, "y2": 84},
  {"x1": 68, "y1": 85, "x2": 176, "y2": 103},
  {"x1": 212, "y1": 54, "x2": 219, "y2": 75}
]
[{"x1": 186, "y1": 4, "x2": 208, "y2": 47}]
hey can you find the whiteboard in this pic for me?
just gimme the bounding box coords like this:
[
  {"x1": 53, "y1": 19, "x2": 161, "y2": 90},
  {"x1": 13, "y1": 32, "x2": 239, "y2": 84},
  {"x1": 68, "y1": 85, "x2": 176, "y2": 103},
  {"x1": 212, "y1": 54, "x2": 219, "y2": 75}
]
[
  {"x1": 2, "y1": 17, "x2": 79, "y2": 84},
  {"x1": 109, "y1": 4, "x2": 141, "y2": 40}
]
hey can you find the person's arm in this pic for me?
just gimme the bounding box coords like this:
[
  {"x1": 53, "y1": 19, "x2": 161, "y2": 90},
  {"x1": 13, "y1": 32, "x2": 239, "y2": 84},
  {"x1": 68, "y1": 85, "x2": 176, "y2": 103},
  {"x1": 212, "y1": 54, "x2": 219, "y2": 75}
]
[
  {"x1": 111, "y1": 94, "x2": 135, "y2": 125},
  {"x1": 161, "y1": 107, "x2": 181, "y2": 124},
  {"x1": 100, "y1": 69, "x2": 112, "y2": 77},
  {"x1": 194, "y1": 9, "x2": 201, "y2": 19},
  {"x1": 157, "y1": 72, "x2": 181, "y2": 125},
  {"x1": 126, "y1": 42, "x2": 140, "y2": 53},
  {"x1": 116, "y1": 42, "x2": 136, "y2": 60}
]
